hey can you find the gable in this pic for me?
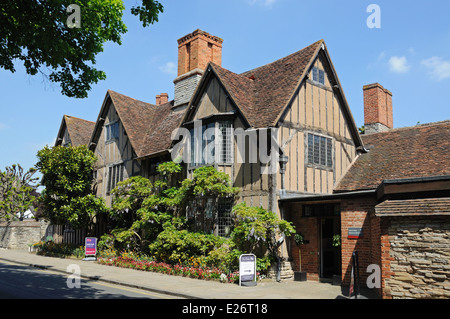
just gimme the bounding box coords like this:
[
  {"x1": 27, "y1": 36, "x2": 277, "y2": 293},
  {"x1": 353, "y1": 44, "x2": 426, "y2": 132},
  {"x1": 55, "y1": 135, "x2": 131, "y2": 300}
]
[
  {"x1": 55, "y1": 115, "x2": 95, "y2": 147},
  {"x1": 279, "y1": 53, "x2": 356, "y2": 144},
  {"x1": 188, "y1": 76, "x2": 237, "y2": 122},
  {"x1": 276, "y1": 44, "x2": 363, "y2": 151}
]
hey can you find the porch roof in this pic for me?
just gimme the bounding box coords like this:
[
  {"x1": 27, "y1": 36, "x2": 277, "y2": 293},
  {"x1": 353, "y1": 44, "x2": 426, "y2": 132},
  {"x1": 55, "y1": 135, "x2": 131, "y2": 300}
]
[{"x1": 375, "y1": 198, "x2": 450, "y2": 217}]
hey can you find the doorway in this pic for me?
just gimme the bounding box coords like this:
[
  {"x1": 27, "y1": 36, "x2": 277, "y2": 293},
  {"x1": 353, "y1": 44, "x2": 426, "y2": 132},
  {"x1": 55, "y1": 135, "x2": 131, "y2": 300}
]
[{"x1": 320, "y1": 216, "x2": 341, "y2": 279}]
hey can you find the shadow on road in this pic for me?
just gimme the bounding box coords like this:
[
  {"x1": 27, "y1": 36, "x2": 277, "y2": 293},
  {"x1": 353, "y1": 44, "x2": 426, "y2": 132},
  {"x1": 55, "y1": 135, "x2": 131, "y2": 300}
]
[{"x1": 0, "y1": 262, "x2": 145, "y2": 299}]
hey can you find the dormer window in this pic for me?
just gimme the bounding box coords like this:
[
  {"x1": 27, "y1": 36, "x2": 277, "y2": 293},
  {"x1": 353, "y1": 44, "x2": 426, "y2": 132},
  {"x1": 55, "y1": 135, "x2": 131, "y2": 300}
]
[{"x1": 312, "y1": 67, "x2": 325, "y2": 85}]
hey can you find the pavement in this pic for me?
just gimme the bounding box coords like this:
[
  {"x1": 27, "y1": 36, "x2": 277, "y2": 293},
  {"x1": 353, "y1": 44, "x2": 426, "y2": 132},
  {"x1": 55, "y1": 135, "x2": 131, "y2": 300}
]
[{"x1": 0, "y1": 248, "x2": 379, "y2": 299}]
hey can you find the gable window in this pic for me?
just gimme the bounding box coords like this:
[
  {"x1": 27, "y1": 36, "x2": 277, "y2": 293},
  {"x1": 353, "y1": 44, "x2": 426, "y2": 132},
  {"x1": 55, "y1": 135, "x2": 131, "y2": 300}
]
[
  {"x1": 189, "y1": 120, "x2": 233, "y2": 167},
  {"x1": 312, "y1": 67, "x2": 325, "y2": 85},
  {"x1": 107, "y1": 163, "x2": 124, "y2": 194},
  {"x1": 105, "y1": 122, "x2": 119, "y2": 143},
  {"x1": 307, "y1": 133, "x2": 333, "y2": 168}
]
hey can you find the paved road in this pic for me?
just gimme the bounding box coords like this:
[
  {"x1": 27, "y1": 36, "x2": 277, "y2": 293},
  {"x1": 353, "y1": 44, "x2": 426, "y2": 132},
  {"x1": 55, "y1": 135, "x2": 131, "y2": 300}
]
[{"x1": 0, "y1": 260, "x2": 177, "y2": 299}]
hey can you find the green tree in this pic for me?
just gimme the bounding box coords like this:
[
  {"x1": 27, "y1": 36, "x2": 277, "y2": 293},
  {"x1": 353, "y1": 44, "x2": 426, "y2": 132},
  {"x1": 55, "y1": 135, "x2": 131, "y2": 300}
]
[
  {"x1": 178, "y1": 166, "x2": 240, "y2": 232},
  {"x1": 0, "y1": 164, "x2": 39, "y2": 221},
  {"x1": 0, "y1": 0, "x2": 164, "y2": 98},
  {"x1": 109, "y1": 163, "x2": 184, "y2": 253},
  {"x1": 230, "y1": 202, "x2": 296, "y2": 272},
  {"x1": 35, "y1": 145, "x2": 107, "y2": 229}
]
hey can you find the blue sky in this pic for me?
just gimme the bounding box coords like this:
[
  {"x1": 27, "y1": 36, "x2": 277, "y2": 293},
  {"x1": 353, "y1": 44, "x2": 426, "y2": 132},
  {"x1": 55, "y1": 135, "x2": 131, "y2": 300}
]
[{"x1": 1, "y1": 0, "x2": 449, "y2": 175}]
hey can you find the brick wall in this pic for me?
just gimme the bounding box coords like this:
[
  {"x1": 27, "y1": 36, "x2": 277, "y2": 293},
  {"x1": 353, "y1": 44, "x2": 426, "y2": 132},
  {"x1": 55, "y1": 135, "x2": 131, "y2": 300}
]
[
  {"x1": 290, "y1": 212, "x2": 320, "y2": 281},
  {"x1": 340, "y1": 196, "x2": 379, "y2": 288}
]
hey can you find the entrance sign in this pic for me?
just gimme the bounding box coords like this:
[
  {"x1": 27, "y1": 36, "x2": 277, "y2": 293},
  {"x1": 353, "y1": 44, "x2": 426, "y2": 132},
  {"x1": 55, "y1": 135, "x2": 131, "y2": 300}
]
[
  {"x1": 85, "y1": 237, "x2": 97, "y2": 257},
  {"x1": 239, "y1": 254, "x2": 257, "y2": 286},
  {"x1": 348, "y1": 228, "x2": 363, "y2": 239}
]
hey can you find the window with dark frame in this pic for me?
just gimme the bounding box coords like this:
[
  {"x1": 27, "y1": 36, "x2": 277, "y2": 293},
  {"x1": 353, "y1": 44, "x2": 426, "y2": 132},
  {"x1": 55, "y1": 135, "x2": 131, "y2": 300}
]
[
  {"x1": 312, "y1": 67, "x2": 325, "y2": 85},
  {"x1": 105, "y1": 122, "x2": 119, "y2": 142},
  {"x1": 107, "y1": 163, "x2": 124, "y2": 194},
  {"x1": 307, "y1": 133, "x2": 333, "y2": 168},
  {"x1": 189, "y1": 120, "x2": 233, "y2": 167}
]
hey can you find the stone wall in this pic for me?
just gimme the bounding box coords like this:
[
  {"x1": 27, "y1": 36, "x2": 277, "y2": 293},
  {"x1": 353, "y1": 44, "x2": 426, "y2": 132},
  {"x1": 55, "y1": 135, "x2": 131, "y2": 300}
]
[
  {"x1": 174, "y1": 71, "x2": 203, "y2": 107},
  {"x1": 384, "y1": 217, "x2": 450, "y2": 299},
  {"x1": 0, "y1": 220, "x2": 49, "y2": 250}
]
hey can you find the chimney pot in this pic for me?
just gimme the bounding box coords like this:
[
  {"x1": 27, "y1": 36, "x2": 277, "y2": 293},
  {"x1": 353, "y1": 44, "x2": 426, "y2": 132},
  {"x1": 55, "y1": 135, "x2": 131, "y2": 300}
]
[{"x1": 156, "y1": 94, "x2": 161, "y2": 105}]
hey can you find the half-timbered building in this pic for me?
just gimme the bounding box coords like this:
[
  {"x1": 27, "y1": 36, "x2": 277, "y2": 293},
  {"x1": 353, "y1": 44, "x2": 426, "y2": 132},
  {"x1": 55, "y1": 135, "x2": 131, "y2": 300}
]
[{"x1": 53, "y1": 30, "x2": 449, "y2": 297}]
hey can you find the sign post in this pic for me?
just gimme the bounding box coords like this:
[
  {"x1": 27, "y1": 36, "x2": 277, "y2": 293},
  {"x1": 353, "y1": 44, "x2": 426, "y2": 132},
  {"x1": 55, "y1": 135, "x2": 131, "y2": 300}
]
[
  {"x1": 83, "y1": 237, "x2": 97, "y2": 261},
  {"x1": 239, "y1": 254, "x2": 257, "y2": 287}
]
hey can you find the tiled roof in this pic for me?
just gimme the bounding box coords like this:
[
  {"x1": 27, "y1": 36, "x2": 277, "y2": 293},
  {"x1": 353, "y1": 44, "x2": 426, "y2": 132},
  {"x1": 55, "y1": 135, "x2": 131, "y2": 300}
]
[
  {"x1": 375, "y1": 198, "x2": 450, "y2": 216},
  {"x1": 138, "y1": 102, "x2": 185, "y2": 159},
  {"x1": 335, "y1": 120, "x2": 450, "y2": 192},
  {"x1": 62, "y1": 115, "x2": 95, "y2": 146},
  {"x1": 107, "y1": 90, "x2": 185, "y2": 159},
  {"x1": 210, "y1": 40, "x2": 323, "y2": 128}
]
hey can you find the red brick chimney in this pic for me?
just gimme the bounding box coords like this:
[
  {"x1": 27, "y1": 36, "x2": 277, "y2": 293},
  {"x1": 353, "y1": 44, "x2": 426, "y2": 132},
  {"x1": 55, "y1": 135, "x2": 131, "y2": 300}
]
[
  {"x1": 160, "y1": 93, "x2": 169, "y2": 105},
  {"x1": 173, "y1": 29, "x2": 223, "y2": 107},
  {"x1": 363, "y1": 83, "x2": 393, "y2": 133},
  {"x1": 156, "y1": 93, "x2": 169, "y2": 105},
  {"x1": 177, "y1": 29, "x2": 223, "y2": 77}
]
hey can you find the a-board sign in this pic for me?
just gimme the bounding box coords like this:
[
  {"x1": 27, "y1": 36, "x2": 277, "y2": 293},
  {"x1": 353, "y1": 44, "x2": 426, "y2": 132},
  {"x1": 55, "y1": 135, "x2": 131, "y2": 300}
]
[
  {"x1": 85, "y1": 237, "x2": 97, "y2": 256},
  {"x1": 348, "y1": 228, "x2": 363, "y2": 239},
  {"x1": 239, "y1": 254, "x2": 257, "y2": 287}
]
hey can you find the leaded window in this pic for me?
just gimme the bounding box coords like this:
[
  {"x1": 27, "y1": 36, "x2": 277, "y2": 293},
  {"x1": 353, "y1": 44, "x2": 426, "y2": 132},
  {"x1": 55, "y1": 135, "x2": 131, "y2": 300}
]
[
  {"x1": 189, "y1": 121, "x2": 233, "y2": 166},
  {"x1": 307, "y1": 133, "x2": 333, "y2": 168},
  {"x1": 312, "y1": 67, "x2": 325, "y2": 85},
  {"x1": 107, "y1": 163, "x2": 124, "y2": 194}
]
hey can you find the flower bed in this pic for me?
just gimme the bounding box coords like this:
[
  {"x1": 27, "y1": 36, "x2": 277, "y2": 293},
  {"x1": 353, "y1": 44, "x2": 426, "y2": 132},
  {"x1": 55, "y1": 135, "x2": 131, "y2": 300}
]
[{"x1": 97, "y1": 256, "x2": 244, "y2": 283}]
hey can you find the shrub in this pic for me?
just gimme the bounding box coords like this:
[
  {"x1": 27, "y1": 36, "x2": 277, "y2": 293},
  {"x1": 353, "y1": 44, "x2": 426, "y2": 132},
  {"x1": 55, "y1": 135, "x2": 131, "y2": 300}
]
[
  {"x1": 33, "y1": 241, "x2": 84, "y2": 259},
  {"x1": 148, "y1": 226, "x2": 231, "y2": 269}
]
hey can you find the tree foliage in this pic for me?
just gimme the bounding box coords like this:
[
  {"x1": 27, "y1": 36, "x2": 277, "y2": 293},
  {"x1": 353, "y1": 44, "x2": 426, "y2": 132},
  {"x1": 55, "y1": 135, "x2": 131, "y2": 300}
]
[
  {"x1": 106, "y1": 162, "x2": 293, "y2": 275},
  {"x1": 0, "y1": 0, "x2": 164, "y2": 98},
  {"x1": 109, "y1": 163, "x2": 184, "y2": 253},
  {"x1": 35, "y1": 145, "x2": 107, "y2": 228},
  {"x1": 231, "y1": 202, "x2": 296, "y2": 258},
  {"x1": 107, "y1": 163, "x2": 239, "y2": 255},
  {"x1": 0, "y1": 164, "x2": 39, "y2": 221}
]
